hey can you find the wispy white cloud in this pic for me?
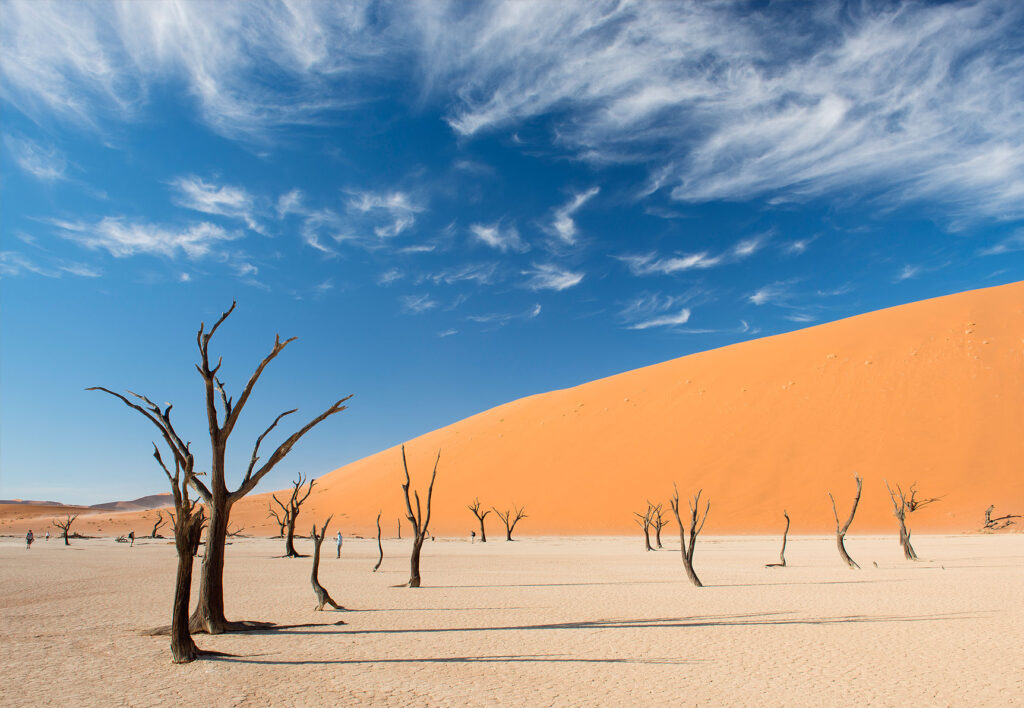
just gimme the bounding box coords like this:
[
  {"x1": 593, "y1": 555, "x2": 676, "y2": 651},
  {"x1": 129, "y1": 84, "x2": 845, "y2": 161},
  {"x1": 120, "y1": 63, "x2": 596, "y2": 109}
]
[
  {"x1": 619, "y1": 292, "x2": 706, "y2": 330},
  {"x1": 415, "y1": 1, "x2": 1024, "y2": 222},
  {"x1": 0, "y1": 1, "x2": 381, "y2": 140},
  {"x1": 521, "y1": 263, "x2": 583, "y2": 291},
  {"x1": 4, "y1": 136, "x2": 66, "y2": 181},
  {"x1": 748, "y1": 282, "x2": 792, "y2": 306},
  {"x1": 619, "y1": 252, "x2": 721, "y2": 276},
  {"x1": 896, "y1": 264, "x2": 921, "y2": 281},
  {"x1": 549, "y1": 187, "x2": 599, "y2": 245},
  {"x1": 438, "y1": 328, "x2": 458, "y2": 338},
  {"x1": 170, "y1": 176, "x2": 262, "y2": 232},
  {"x1": 401, "y1": 293, "x2": 438, "y2": 313},
  {"x1": 347, "y1": 189, "x2": 425, "y2": 238},
  {"x1": 422, "y1": 262, "x2": 499, "y2": 286},
  {"x1": 276, "y1": 188, "x2": 304, "y2": 218},
  {"x1": 0, "y1": 251, "x2": 101, "y2": 278},
  {"x1": 979, "y1": 230, "x2": 1024, "y2": 256},
  {"x1": 467, "y1": 303, "x2": 542, "y2": 327},
  {"x1": 54, "y1": 217, "x2": 239, "y2": 259},
  {"x1": 470, "y1": 222, "x2": 528, "y2": 253},
  {"x1": 378, "y1": 268, "x2": 403, "y2": 286}
]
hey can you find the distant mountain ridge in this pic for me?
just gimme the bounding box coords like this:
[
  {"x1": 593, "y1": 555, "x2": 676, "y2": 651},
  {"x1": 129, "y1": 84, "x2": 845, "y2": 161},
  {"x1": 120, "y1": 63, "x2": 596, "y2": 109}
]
[{"x1": 0, "y1": 494, "x2": 171, "y2": 511}]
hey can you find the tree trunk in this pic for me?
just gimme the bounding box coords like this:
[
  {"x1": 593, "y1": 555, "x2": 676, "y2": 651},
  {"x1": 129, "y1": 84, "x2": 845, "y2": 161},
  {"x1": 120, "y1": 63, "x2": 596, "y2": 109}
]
[
  {"x1": 681, "y1": 551, "x2": 703, "y2": 587},
  {"x1": 191, "y1": 494, "x2": 229, "y2": 634},
  {"x1": 898, "y1": 521, "x2": 918, "y2": 560},
  {"x1": 643, "y1": 525, "x2": 652, "y2": 552},
  {"x1": 171, "y1": 513, "x2": 204, "y2": 663},
  {"x1": 373, "y1": 513, "x2": 383, "y2": 572},
  {"x1": 311, "y1": 521, "x2": 342, "y2": 611},
  {"x1": 408, "y1": 538, "x2": 424, "y2": 588},
  {"x1": 63, "y1": 530, "x2": 69, "y2": 546},
  {"x1": 836, "y1": 534, "x2": 859, "y2": 569},
  {"x1": 654, "y1": 525, "x2": 663, "y2": 549},
  {"x1": 766, "y1": 511, "x2": 790, "y2": 568},
  {"x1": 284, "y1": 514, "x2": 299, "y2": 557},
  {"x1": 478, "y1": 517, "x2": 487, "y2": 543}
]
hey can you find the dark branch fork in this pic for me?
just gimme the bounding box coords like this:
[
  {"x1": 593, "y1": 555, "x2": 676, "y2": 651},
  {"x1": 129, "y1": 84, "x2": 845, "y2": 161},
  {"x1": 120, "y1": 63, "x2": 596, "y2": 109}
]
[
  {"x1": 668, "y1": 485, "x2": 709, "y2": 587},
  {"x1": 401, "y1": 445, "x2": 439, "y2": 588}
]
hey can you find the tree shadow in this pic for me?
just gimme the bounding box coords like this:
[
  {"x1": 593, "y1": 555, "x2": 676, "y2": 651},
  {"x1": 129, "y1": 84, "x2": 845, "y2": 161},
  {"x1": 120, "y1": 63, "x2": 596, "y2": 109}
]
[{"x1": 207, "y1": 653, "x2": 699, "y2": 667}]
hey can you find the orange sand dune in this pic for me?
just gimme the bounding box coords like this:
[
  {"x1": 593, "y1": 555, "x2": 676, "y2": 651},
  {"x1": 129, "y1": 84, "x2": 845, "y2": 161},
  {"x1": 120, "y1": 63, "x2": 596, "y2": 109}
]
[
  {"x1": 231, "y1": 281, "x2": 1024, "y2": 537},
  {"x1": 6, "y1": 283, "x2": 1021, "y2": 540}
]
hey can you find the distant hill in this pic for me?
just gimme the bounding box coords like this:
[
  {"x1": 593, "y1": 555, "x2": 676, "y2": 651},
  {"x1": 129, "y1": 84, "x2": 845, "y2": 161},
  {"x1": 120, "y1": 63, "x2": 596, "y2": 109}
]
[
  {"x1": 0, "y1": 499, "x2": 65, "y2": 506},
  {"x1": 89, "y1": 494, "x2": 172, "y2": 512},
  {"x1": 231, "y1": 281, "x2": 1024, "y2": 536}
]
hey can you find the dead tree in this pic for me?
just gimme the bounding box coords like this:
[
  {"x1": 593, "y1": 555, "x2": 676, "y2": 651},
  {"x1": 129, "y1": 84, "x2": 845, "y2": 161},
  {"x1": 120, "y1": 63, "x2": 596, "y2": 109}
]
[
  {"x1": 267, "y1": 502, "x2": 287, "y2": 537},
  {"x1": 634, "y1": 504, "x2": 654, "y2": 551},
  {"x1": 983, "y1": 505, "x2": 1021, "y2": 530},
  {"x1": 828, "y1": 475, "x2": 863, "y2": 569},
  {"x1": 650, "y1": 501, "x2": 669, "y2": 549},
  {"x1": 766, "y1": 510, "x2": 790, "y2": 568},
  {"x1": 885, "y1": 481, "x2": 941, "y2": 561},
  {"x1": 668, "y1": 485, "x2": 709, "y2": 587},
  {"x1": 226, "y1": 524, "x2": 246, "y2": 538},
  {"x1": 467, "y1": 498, "x2": 491, "y2": 542},
  {"x1": 52, "y1": 514, "x2": 78, "y2": 546},
  {"x1": 373, "y1": 510, "x2": 383, "y2": 572},
  {"x1": 89, "y1": 301, "x2": 351, "y2": 634},
  {"x1": 396, "y1": 518, "x2": 401, "y2": 539},
  {"x1": 400, "y1": 445, "x2": 439, "y2": 588},
  {"x1": 151, "y1": 444, "x2": 208, "y2": 663},
  {"x1": 150, "y1": 510, "x2": 168, "y2": 538},
  {"x1": 493, "y1": 504, "x2": 528, "y2": 541},
  {"x1": 275, "y1": 473, "x2": 315, "y2": 557},
  {"x1": 310, "y1": 516, "x2": 343, "y2": 611}
]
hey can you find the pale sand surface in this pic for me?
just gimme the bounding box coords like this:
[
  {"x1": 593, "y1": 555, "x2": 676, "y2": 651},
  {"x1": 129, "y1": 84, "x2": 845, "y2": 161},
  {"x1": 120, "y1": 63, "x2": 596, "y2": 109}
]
[{"x1": 2, "y1": 534, "x2": 1022, "y2": 706}]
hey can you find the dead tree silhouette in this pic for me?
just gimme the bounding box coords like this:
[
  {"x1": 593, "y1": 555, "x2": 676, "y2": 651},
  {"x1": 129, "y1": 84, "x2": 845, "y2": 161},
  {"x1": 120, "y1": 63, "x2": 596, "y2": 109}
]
[
  {"x1": 52, "y1": 514, "x2": 78, "y2": 546},
  {"x1": 310, "y1": 516, "x2": 343, "y2": 611},
  {"x1": 89, "y1": 302, "x2": 350, "y2": 634},
  {"x1": 373, "y1": 510, "x2": 383, "y2": 572},
  {"x1": 493, "y1": 504, "x2": 528, "y2": 541},
  {"x1": 275, "y1": 473, "x2": 315, "y2": 557},
  {"x1": 151, "y1": 444, "x2": 208, "y2": 663},
  {"x1": 668, "y1": 485, "x2": 709, "y2": 587},
  {"x1": 150, "y1": 510, "x2": 168, "y2": 539},
  {"x1": 650, "y1": 502, "x2": 669, "y2": 549},
  {"x1": 766, "y1": 510, "x2": 790, "y2": 568},
  {"x1": 267, "y1": 501, "x2": 287, "y2": 537},
  {"x1": 829, "y1": 475, "x2": 863, "y2": 569},
  {"x1": 884, "y1": 481, "x2": 941, "y2": 560},
  {"x1": 467, "y1": 498, "x2": 491, "y2": 542},
  {"x1": 400, "y1": 445, "x2": 439, "y2": 588},
  {"x1": 983, "y1": 504, "x2": 1021, "y2": 530},
  {"x1": 634, "y1": 504, "x2": 654, "y2": 551}
]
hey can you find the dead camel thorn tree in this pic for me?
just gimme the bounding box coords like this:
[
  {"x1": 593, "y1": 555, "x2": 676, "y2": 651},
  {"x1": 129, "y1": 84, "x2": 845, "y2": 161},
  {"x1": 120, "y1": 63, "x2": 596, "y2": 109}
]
[
  {"x1": 150, "y1": 510, "x2": 168, "y2": 539},
  {"x1": 634, "y1": 504, "x2": 654, "y2": 551},
  {"x1": 90, "y1": 301, "x2": 351, "y2": 635},
  {"x1": 493, "y1": 504, "x2": 528, "y2": 541},
  {"x1": 310, "y1": 516, "x2": 344, "y2": 611},
  {"x1": 400, "y1": 445, "x2": 439, "y2": 588},
  {"x1": 766, "y1": 510, "x2": 790, "y2": 568},
  {"x1": 983, "y1": 505, "x2": 1022, "y2": 531},
  {"x1": 267, "y1": 501, "x2": 287, "y2": 537},
  {"x1": 467, "y1": 498, "x2": 491, "y2": 542},
  {"x1": 828, "y1": 475, "x2": 863, "y2": 569},
  {"x1": 885, "y1": 481, "x2": 941, "y2": 561},
  {"x1": 274, "y1": 473, "x2": 315, "y2": 557},
  {"x1": 151, "y1": 444, "x2": 209, "y2": 663},
  {"x1": 650, "y1": 501, "x2": 669, "y2": 549},
  {"x1": 669, "y1": 485, "x2": 709, "y2": 587},
  {"x1": 52, "y1": 513, "x2": 78, "y2": 545},
  {"x1": 373, "y1": 510, "x2": 383, "y2": 572}
]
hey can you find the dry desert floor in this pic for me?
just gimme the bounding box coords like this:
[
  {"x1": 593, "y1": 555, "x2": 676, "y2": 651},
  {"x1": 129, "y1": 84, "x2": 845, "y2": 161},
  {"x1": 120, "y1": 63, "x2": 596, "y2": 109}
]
[{"x1": 1, "y1": 533, "x2": 1022, "y2": 706}]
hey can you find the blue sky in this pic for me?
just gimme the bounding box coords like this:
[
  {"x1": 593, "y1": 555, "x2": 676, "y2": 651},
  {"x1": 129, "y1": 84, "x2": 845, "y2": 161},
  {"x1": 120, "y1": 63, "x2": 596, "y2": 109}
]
[{"x1": 2, "y1": 0, "x2": 1022, "y2": 504}]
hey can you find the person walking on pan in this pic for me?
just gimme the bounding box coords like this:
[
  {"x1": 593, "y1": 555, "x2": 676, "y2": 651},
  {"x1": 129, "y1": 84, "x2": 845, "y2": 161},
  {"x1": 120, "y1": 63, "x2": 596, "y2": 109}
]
[
  {"x1": 128, "y1": 530, "x2": 135, "y2": 547},
  {"x1": 26, "y1": 530, "x2": 34, "y2": 550},
  {"x1": 336, "y1": 530, "x2": 343, "y2": 559},
  {"x1": 45, "y1": 530, "x2": 50, "y2": 542}
]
